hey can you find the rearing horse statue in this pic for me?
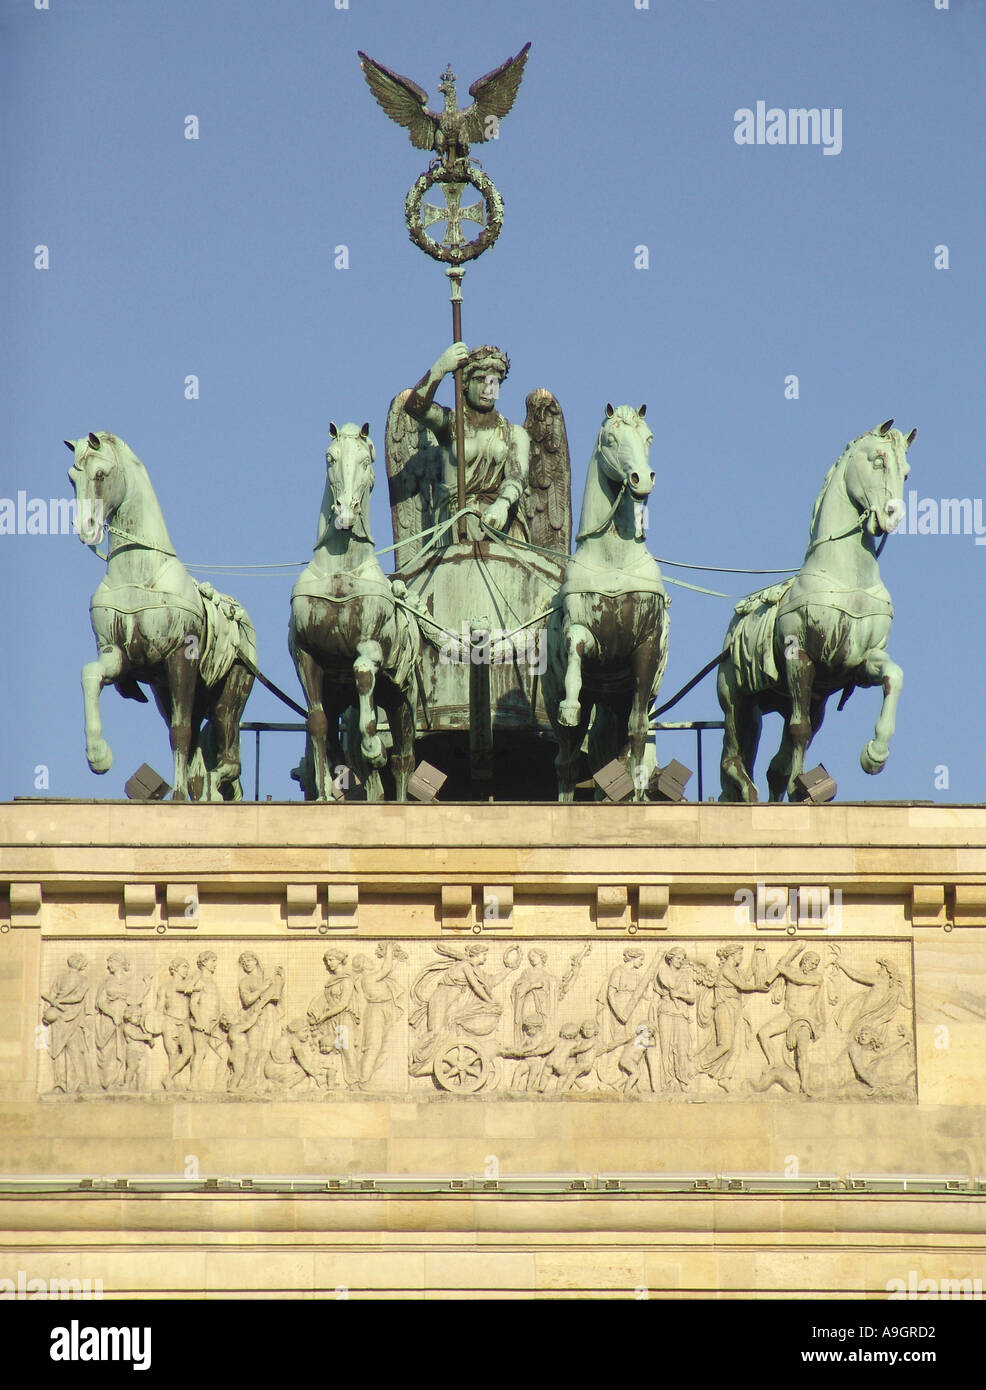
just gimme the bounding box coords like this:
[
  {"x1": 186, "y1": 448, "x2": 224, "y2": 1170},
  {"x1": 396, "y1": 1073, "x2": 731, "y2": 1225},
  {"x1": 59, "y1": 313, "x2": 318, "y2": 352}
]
[
  {"x1": 66, "y1": 432, "x2": 256, "y2": 801},
  {"x1": 289, "y1": 421, "x2": 420, "y2": 802},
  {"x1": 544, "y1": 404, "x2": 669, "y2": 800},
  {"x1": 718, "y1": 419, "x2": 916, "y2": 802}
]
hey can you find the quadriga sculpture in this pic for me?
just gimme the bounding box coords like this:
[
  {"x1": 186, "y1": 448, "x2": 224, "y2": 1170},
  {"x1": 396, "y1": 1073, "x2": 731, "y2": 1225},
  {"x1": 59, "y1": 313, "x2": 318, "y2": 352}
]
[
  {"x1": 66, "y1": 432, "x2": 256, "y2": 801},
  {"x1": 718, "y1": 419, "x2": 917, "y2": 802},
  {"x1": 543, "y1": 404, "x2": 669, "y2": 800},
  {"x1": 288, "y1": 421, "x2": 421, "y2": 802}
]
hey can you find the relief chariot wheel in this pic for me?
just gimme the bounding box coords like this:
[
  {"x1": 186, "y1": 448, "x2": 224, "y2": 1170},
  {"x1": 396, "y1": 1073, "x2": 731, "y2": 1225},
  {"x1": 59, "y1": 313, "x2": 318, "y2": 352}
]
[
  {"x1": 433, "y1": 1038, "x2": 494, "y2": 1093},
  {"x1": 404, "y1": 162, "x2": 504, "y2": 266}
]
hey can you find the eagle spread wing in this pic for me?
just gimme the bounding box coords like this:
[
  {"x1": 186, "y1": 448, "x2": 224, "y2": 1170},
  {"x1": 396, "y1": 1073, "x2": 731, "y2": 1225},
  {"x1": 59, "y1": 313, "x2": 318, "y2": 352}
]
[
  {"x1": 523, "y1": 387, "x2": 572, "y2": 555},
  {"x1": 459, "y1": 42, "x2": 532, "y2": 145},
  {"x1": 357, "y1": 52, "x2": 440, "y2": 150},
  {"x1": 384, "y1": 390, "x2": 451, "y2": 571}
]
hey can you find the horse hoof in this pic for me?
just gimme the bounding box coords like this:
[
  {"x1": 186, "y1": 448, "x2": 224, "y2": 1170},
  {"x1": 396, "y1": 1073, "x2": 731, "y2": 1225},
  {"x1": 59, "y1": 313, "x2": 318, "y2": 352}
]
[
  {"x1": 361, "y1": 736, "x2": 385, "y2": 767},
  {"x1": 86, "y1": 740, "x2": 112, "y2": 774},
  {"x1": 558, "y1": 701, "x2": 581, "y2": 727},
  {"x1": 860, "y1": 739, "x2": 888, "y2": 775}
]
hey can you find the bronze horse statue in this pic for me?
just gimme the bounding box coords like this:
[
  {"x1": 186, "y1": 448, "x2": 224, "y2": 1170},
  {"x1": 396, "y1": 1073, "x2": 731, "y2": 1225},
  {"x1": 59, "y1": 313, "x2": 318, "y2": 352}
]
[
  {"x1": 718, "y1": 419, "x2": 916, "y2": 802},
  {"x1": 66, "y1": 432, "x2": 255, "y2": 800},
  {"x1": 289, "y1": 421, "x2": 420, "y2": 802},
  {"x1": 543, "y1": 404, "x2": 669, "y2": 800}
]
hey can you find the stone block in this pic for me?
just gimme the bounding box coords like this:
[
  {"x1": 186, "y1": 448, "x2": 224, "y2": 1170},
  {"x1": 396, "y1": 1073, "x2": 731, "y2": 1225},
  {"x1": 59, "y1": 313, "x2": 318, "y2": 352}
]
[
  {"x1": 285, "y1": 883, "x2": 320, "y2": 930},
  {"x1": 595, "y1": 885, "x2": 629, "y2": 930},
  {"x1": 327, "y1": 884, "x2": 358, "y2": 931},
  {"x1": 9, "y1": 883, "x2": 42, "y2": 929},
  {"x1": 441, "y1": 884, "x2": 472, "y2": 931},
  {"x1": 123, "y1": 883, "x2": 157, "y2": 930}
]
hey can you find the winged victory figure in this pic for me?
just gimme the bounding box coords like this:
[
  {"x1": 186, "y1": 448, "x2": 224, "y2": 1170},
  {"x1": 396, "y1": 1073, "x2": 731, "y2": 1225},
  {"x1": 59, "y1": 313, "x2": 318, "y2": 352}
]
[
  {"x1": 358, "y1": 43, "x2": 532, "y2": 166},
  {"x1": 384, "y1": 343, "x2": 572, "y2": 568}
]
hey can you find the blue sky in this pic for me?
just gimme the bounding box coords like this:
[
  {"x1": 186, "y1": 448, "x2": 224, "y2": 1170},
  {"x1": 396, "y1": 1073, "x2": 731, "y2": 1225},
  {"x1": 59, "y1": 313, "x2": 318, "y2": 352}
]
[{"x1": 3, "y1": 0, "x2": 984, "y2": 802}]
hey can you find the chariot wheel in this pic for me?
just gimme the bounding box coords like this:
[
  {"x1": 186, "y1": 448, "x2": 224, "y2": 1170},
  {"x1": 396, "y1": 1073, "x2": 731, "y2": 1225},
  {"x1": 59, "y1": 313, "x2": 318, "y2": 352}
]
[{"x1": 433, "y1": 1039, "x2": 490, "y2": 1093}]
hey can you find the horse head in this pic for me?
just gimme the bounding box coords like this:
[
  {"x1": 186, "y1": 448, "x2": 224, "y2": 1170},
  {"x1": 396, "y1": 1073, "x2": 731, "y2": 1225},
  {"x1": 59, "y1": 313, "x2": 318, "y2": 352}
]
[
  {"x1": 595, "y1": 403, "x2": 655, "y2": 501},
  {"x1": 324, "y1": 421, "x2": 375, "y2": 539},
  {"x1": 64, "y1": 432, "x2": 132, "y2": 546},
  {"x1": 843, "y1": 418, "x2": 917, "y2": 538}
]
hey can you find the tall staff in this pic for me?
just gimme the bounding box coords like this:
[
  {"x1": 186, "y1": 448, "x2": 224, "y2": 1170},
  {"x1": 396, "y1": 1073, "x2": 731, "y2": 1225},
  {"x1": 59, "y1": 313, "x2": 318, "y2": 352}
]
[{"x1": 358, "y1": 45, "x2": 530, "y2": 540}]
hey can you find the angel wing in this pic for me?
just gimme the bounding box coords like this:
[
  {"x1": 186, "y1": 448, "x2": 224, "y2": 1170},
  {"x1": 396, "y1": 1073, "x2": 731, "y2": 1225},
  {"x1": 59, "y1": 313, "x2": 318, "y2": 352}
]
[
  {"x1": 523, "y1": 387, "x2": 572, "y2": 554},
  {"x1": 458, "y1": 42, "x2": 532, "y2": 145},
  {"x1": 385, "y1": 389, "x2": 451, "y2": 571},
  {"x1": 357, "y1": 52, "x2": 440, "y2": 150}
]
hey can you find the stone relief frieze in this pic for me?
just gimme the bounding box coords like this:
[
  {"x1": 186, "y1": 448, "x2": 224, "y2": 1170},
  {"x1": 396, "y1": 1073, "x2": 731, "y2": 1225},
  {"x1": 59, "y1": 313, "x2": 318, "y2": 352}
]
[{"x1": 38, "y1": 938, "x2": 916, "y2": 1101}]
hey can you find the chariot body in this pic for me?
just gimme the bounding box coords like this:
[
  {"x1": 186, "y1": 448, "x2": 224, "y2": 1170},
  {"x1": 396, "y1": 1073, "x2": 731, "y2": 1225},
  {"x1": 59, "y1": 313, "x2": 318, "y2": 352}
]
[{"x1": 379, "y1": 362, "x2": 574, "y2": 798}]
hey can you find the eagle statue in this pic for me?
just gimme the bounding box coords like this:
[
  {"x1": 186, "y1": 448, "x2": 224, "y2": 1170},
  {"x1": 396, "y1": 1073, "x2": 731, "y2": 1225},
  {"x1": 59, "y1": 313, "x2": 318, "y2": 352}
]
[{"x1": 357, "y1": 43, "x2": 532, "y2": 166}]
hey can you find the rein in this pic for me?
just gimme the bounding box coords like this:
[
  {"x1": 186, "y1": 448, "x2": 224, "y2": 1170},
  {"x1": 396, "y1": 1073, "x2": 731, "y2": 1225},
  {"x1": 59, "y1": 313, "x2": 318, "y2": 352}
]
[
  {"x1": 576, "y1": 477, "x2": 628, "y2": 543},
  {"x1": 83, "y1": 520, "x2": 177, "y2": 563}
]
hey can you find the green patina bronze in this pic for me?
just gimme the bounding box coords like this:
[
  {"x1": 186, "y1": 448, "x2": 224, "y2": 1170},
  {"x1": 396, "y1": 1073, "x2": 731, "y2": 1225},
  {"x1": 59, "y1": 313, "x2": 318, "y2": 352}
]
[
  {"x1": 288, "y1": 422, "x2": 421, "y2": 803},
  {"x1": 61, "y1": 44, "x2": 920, "y2": 808},
  {"x1": 65, "y1": 433, "x2": 256, "y2": 801},
  {"x1": 717, "y1": 419, "x2": 917, "y2": 803},
  {"x1": 543, "y1": 404, "x2": 669, "y2": 801}
]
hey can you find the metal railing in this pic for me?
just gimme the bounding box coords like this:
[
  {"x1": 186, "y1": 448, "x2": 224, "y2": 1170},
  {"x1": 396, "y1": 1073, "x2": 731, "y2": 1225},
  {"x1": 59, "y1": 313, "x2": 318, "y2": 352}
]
[{"x1": 240, "y1": 720, "x2": 725, "y2": 803}]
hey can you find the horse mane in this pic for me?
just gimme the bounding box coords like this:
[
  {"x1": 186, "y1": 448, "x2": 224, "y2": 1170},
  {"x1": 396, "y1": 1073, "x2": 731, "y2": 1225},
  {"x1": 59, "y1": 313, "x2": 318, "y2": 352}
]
[
  {"x1": 808, "y1": 454, "x2": 844, "y2": 536},
  {"x1": 97, "y1": 433, "x2": 145, "y2": 477},
  {"x1": 808, "y1": 427, "x2": 872, "y2": 537}
]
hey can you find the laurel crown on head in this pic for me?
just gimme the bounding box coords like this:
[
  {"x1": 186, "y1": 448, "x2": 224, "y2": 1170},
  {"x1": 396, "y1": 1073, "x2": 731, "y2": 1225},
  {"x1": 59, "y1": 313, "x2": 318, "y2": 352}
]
[{"x1": 463, "y1": 345, "x2": 510, "y2": 384}]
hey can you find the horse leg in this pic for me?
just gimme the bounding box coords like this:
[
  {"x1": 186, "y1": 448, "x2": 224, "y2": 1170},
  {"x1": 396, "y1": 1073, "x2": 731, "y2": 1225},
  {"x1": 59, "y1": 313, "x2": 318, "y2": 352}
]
[
  {"x1": 559, "y1": 622, "x2": 595, "y2": 728},
  {"x1": 741, "y1": 700, "x2": 763, "y2": 790},
  {"x1": 323, "y1": 689, "x2": 351, "y2": 799},
  {"x1": 773, "y1": 696, "x2": 826, "y2": 800},
  {"x1": 766, "y1": 724, "x2": 794, "y2": 803},
  {"x1": 354, "y1": 640, "x2": 386, "y2": 769},
  {"x1": 859, "y1": 648, "x2": 903, "y2": 774},
  {"x1": 293, "y1": 646, "x2": 333, "y2": 802},
  {"x1": 382, "y1": 690, "x2": 415, "y2": 802},
  {"x1": 629, "y1": 637, "x2": 659, "y2": 801},
  {"x1": 555, "y1": 705, "x2": 592, "y2": 802},
  {"x1": 717, "y1": 660, "x2": 759, "y2": 803},
  {"x1": 209, "y1": 661, "x2": 254, "y2": 800},
  {"x1": 81, "y1": 645, "x2": 125, "y2": 774},
  {"x1": 163, "y1": 646, "x2": 198, "y2": 801},
  {"x1": 782, "y1": 646, "x2": 816, "y2": 801},
  {"x1": 589, "y1": 699, "x2": 629, "y2": 800}
]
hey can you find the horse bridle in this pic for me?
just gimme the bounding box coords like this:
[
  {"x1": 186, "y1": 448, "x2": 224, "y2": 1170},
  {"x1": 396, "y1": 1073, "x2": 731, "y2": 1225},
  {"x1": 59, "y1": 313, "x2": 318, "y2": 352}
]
[
  {"x1": 576, "y1": 418, "x2": 652, "y2": 544},
  {"x1": 804, "y1": 443, "x2": 900, "y2": 560}
]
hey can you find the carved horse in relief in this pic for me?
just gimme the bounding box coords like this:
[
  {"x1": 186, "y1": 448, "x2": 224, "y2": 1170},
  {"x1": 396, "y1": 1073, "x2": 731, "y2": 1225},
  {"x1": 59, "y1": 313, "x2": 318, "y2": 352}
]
[
  {"x1": 66, "y1": 432, "x2": 256, "y2": 800},
  {"x1": 717, "y1": 419, "x2": 917, "y2": 802},
  {"x1": 288, "y1": 422, "x2": 421, "y2": 802},
  {"x1": 543, "y1": 404, "x2": 669, "y2": 800}
]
